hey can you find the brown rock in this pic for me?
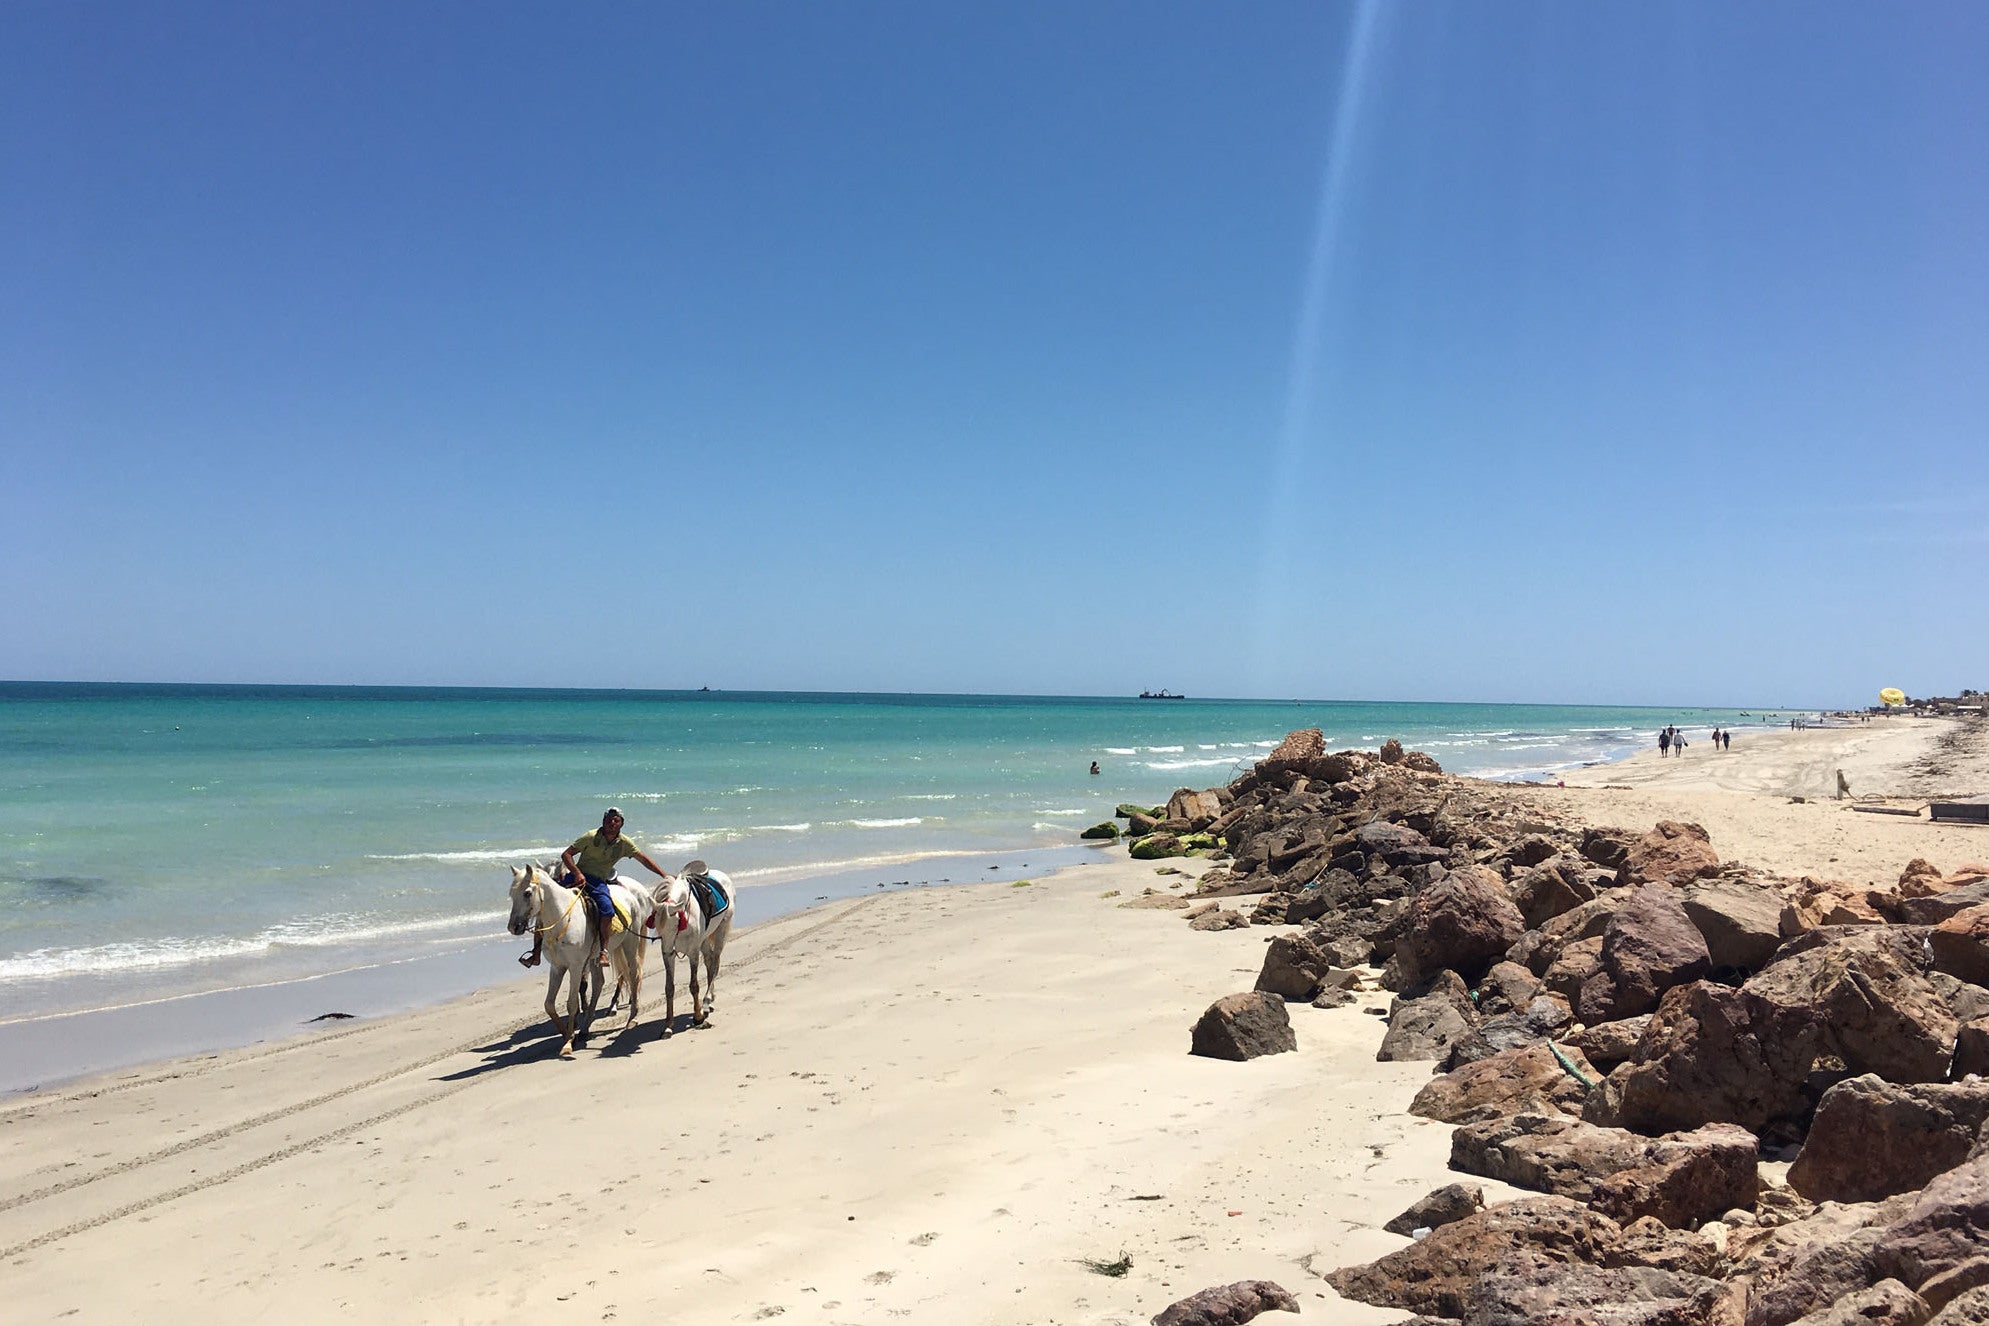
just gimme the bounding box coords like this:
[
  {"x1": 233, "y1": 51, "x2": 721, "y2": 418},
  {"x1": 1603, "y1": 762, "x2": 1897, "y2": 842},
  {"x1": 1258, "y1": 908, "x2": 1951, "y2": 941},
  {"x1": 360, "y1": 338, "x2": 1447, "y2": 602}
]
[
  {"x1": 1467, "y1": 1261, "x2": 1718, "y2": 1325},
  {"x1": 1872, "y1": 1154, "x2": 1989, "y2": 1294},
  {"x1": 1789, "y1": 1076, "x2": 1989, "y2": 1204},
  {"x1": 1166, "y1": 788, "x2": 1225, "y2": 829},
  {"x1": 1263, "y1": 728, "x2": 1325, "y2": 767},
  {"x1": 1933, "y1": 908, "x2": 1989, "y2": 988},
  {"x1": 1586, "y1": 982, "x2": 1823, "y2": 1135},
  {"x1": 1325, "y1": 1195, "x2": 1630, "y2": 1319},
  {"x1": 1578, "y1": 885, "x2": 1713, "y2": 1024},
  {"x1": 1380, "y1": 978, "x2": 1481, "y2": 1063},
  {"x1": 1477, "y1": 961, "x2": 1546, "y2": 1016},
  {"x1": 1888, "y1": 880, "x2": 1989, "y2": 928},
  {"x1": 1748, "y1": 929, "x2": 1958, "y2": 1085},
  {"x1": 1254, "y1": 933, "x2": 1334, "y2": 1000},
  {"x1": 1592, "y1": 1122, "x2": 1762, "y2": 1228},
  {"x1": 1190, "y1": 992, "x2": 1296, "y2": 1061},
  {"x1": 1930, "y1": 1284, "x2": 1989, "y2": 1324},
  {"x1": 1390, "y1": 865, "x2": 1528, "y2": 989},
  {"x1": 1190, "y1": 907, "x2": 1250, "y2": 932},
  {"x1": 1450, "y1": 1114, "x2": 1757, "y2": 1227},
  {"x1": 1511, "y1": 856, "x2": 1602, "y2": 930},
  {"x1": 1150, "y1": 1279, "x2": 1300, "y2": 1326},
  {"x1": 1410, "y1": 1042, "x2": 1599, "y2": 1125},
  {"x1": 1619, "y1": 821, "x2": 1721, "y2": 887},
  {"x1": 1544, "y1": 936, "x2": 1607, "y2": 1003},
  {"x1": 1583, "y1": 827, "x2": 1642, "y2": 871},
  {"x1": 1379, "y1": 737, "x2": 1406, "y2": 764},
  {"x1": 1783, "y1": 1279, "x2": 1931, "y2": 1326},
  {"x1": 1685, "y1": 878, "x2": 1789, "y2": 971},
  {"x1": 1384, "y1": 1182, "x2": 1487, "y2": 1236}
]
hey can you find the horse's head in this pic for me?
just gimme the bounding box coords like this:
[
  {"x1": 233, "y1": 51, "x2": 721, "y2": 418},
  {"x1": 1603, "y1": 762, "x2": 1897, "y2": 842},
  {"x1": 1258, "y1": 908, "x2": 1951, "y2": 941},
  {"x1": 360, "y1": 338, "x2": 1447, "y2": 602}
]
[
  {"x1": 651, "y1": 873, "x2": 688, "y2": 924},
  {"x1": 506, "y1": 865, "x2": 540, "y2": 936}
]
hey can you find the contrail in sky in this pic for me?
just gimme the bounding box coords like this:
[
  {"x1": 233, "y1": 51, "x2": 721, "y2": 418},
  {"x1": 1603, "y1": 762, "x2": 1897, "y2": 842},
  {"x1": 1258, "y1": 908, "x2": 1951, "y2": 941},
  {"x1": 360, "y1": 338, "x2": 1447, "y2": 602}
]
[{"x1": 1249, "y1": 0, "x2": 1386, "y2": 696}]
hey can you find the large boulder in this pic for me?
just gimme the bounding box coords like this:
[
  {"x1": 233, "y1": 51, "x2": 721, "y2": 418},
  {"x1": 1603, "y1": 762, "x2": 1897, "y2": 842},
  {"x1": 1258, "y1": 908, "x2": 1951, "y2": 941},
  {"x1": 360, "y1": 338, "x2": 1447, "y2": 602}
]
[
  {"x1": 1510, "y1": 855, "x2": 1603, "y2": 930},
  {"x1": 1466, "y1": 1261, "x2": 1718, "y2": 1326},
  {"x1": 1253, "y1": 933, "x2": 1336, "y2": 1001},
  {"x1": 1130, "y1": 832, "x2": 1188, "y2": 860},
  {"x1": 1149, "y1": 1280, "x2": 1300, "y2": 1326},
  {"x1": 1586, "y1": 981, "x2": 1824, "y2": 1135},
  {"x1": 1384, "y1": 1182, "x2": 1487, "y2": 1236},
  {"x1": 1189, "y1": 992, "x2": 1295, "y2": 1061},
  {"x1": 1450, "y1": 1114, "x2": 1757, "y2": 1226},
  {"x1": 1619, "y1": 821, "x2": 1721, "y2": 887},
  {"x1": 1730, "y1": 1200, "x2": 1898, "y2": 1326},
  {"x1": 1441, "y1": 996, "x2": 1576, "y2": 1071},
  {"x1": 1165, "y1": 788, "x2": 1224, "y2": 829},
  {"x1": 1544, "y1": 936, "x2": 1607, "y2": 1004},
  {"x1": 1783, "y1": 1280, "x2": 1932, "y2": 1326},
  {"x1": 1932, "y1": 1285, "x2": 1989, "y2": 1324},
  {"x1": 1749, "y1": 929, "x2": 1958, "y2": 1085},
  {"x1": 1326, "y1": 1195, "x2": 1711, "y2": 1321},
  {"x1": 1684, "y1": 878, "x2": 1788, "y2": 972},
  {"x1": 1932, "y1": 907, "x2": 1989, "y2": 988},
  {"x1": 1789, "y1": 1076, "x2": 1989, "y2": 1204},
  {"x1": 1591, "y1": 1122, "x2": 1761, "y2": 1229},
  {"x1": 1873, "y1": 1154, "x2": 1989, "y2": 1298},
  {"x1": 1357, "y1": 819, "x2": 1449, "y2": 868},
  {"x1": 1380, "y1": 975, "x2": 1481, "y2": 1063},
  {"x1": 1891, "y1": 881, "x2": 1989, "y2": 928},
  {"x1": 1578, "y1": 884, "x2": 1714, "y2": 1024},
  {"x1": 1388, "y1": 865, "x2": 1528, "y2": 989},
  {"x1": 1512, "y1": 895, "x2": 1622, "y2": 978},
  {"x1": 1411, "y1": 1042, "x2": 1600, "y2": 1125},
  {"x1": 1259, "y1": 728, "x2": 1324, "y2": 777}
]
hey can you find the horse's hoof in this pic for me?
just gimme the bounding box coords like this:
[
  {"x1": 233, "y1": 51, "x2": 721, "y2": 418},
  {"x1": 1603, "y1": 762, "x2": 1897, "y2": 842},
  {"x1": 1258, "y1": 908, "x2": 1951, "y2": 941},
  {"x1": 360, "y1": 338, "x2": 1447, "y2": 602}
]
[{"x1": 559, "y1": 1047, "x2": 575, "y2": 1059}]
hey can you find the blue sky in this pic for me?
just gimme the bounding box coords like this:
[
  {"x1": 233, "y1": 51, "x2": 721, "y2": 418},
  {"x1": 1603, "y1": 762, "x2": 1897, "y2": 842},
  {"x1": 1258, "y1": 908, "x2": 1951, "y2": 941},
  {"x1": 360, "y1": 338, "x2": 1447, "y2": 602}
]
[{"x1": 4, "y1": 3, "x2": 1984, "y2": 706}]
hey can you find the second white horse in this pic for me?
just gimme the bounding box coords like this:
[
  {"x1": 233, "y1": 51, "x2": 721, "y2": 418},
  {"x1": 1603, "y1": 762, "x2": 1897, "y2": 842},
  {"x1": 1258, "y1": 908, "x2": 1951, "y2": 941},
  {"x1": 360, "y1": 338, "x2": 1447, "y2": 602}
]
[{"x1": 650, "y1": 865, "x2": 734, "y2": 1034}]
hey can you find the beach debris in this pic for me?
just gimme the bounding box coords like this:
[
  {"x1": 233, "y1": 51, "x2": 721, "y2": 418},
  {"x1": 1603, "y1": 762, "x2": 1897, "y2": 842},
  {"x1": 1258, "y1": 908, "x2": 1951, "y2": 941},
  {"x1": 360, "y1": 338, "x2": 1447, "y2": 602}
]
[
  {"x1": 1149, "y1": 1279, "x2": 1297, "y2": 1326},
  {"x1": 1189, "y1": 992, "x2": 1296, "y2": 1061},
  {"x1": 1077, "y1": 1251, "x2": 1131, "y2": 1277},
  {"x1": 308, "y1": 1012, "x2": 355, "y2": 1021}
]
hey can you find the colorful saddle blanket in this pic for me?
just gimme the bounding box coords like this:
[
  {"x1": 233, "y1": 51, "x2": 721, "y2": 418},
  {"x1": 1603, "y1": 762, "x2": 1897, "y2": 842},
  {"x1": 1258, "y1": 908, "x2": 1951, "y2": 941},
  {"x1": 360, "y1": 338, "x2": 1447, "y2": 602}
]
[{"x1": 686, "y1": 873, "x2": 728, "y2": 923}]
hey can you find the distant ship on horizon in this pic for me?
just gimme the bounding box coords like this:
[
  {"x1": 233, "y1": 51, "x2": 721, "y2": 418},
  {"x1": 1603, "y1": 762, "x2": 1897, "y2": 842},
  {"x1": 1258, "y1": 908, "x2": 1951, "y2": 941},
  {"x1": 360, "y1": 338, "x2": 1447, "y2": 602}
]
[{"x1": 1137, "y1": 689, "x2": 1186, "y2": 700}]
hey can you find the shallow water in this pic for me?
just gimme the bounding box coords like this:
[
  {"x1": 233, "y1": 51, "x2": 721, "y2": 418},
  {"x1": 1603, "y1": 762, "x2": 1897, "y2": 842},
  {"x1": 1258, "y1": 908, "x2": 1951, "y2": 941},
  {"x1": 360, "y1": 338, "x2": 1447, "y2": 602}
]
[{"x1": 0, "y1": 683, "x2": 1779, "y2": 1018}]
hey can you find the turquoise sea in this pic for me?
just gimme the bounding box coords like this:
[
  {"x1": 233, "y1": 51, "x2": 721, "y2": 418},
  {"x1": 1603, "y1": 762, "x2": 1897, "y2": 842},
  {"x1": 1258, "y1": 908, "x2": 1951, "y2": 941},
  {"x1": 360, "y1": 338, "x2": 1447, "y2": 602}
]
[{"x1": 0, "y1": 684, "x2": 1784, "y2": 1022}]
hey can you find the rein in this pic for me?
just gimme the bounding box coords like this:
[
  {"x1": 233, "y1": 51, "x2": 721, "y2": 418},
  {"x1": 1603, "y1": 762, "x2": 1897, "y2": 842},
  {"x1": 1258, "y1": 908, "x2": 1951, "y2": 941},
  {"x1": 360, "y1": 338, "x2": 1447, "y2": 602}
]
[{"x1": 530, "y1": 877, "x2": 584, "y2": 944}]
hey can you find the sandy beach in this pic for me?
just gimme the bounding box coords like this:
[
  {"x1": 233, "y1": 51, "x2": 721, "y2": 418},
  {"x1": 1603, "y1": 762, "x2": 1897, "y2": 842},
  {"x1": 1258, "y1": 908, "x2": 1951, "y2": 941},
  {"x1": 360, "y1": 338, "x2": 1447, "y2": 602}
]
[{"x1": 4, "y1": 717, "x2": 1985, "y2": 1324}]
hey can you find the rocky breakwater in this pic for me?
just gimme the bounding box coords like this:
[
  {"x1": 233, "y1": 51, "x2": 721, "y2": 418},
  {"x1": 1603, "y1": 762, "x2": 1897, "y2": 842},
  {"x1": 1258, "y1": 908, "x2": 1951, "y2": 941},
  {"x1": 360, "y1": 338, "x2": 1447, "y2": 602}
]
[{"x1": 1123, "y1": 727, "x2": 1989, "y2": 1325}]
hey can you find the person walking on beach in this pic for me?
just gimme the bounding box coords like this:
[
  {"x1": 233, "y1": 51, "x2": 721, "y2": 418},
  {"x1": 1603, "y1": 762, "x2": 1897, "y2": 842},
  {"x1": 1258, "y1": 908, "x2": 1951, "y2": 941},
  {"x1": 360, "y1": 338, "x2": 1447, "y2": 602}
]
[
  {"x1": 1659, "y1": 729, "x2": 1671, "y2": 758},
  {"x1": 521, "y1": 807, "x2": 672, "y2": 969},
  {"x1": 1722, "y1": 729, "x2": 1732, "y2": 751}
]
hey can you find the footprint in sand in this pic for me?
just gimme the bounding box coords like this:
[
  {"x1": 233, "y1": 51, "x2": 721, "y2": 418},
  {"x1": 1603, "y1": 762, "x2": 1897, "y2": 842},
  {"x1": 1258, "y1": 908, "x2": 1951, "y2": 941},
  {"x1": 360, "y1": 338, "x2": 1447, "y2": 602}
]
[
  {"x1": 909, "y1": 1232, "x2": 938, "y2": 1246},
  {"x1": 865, "y1": 1271, "x2": 894, "y2": 1284}
]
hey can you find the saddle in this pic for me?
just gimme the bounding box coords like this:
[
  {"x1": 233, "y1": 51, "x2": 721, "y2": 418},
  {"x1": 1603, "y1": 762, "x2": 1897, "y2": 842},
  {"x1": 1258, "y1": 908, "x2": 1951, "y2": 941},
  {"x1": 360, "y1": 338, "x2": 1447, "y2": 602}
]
[{"x1": 682, "y1": 860, "x2": 728, "y2": 925}]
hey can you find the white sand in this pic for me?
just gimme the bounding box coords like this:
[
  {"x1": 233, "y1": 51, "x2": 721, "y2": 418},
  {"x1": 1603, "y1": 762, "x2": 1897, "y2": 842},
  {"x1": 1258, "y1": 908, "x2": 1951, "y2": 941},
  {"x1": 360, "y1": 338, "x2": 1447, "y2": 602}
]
[{"x1": 0, "y1": 854, "x2": 1502, "y2": 1324}]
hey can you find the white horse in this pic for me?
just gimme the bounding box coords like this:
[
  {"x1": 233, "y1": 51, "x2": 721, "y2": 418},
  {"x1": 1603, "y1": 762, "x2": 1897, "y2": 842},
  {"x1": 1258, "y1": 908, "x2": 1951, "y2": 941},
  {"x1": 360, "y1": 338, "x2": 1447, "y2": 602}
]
[
  {"x1": 650, "y1": 864, "x2": 735, "y2": 1034},
  {"x1": 507, "y1": 864, "x2": 653, "y2": 1057}
]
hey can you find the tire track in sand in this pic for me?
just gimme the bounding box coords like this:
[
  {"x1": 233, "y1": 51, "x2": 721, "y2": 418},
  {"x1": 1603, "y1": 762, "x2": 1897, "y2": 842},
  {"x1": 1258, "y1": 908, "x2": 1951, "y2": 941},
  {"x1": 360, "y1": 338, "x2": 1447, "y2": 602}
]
[{"x1": 0, "y1": 896, "x2": 877, "y2": 1254}]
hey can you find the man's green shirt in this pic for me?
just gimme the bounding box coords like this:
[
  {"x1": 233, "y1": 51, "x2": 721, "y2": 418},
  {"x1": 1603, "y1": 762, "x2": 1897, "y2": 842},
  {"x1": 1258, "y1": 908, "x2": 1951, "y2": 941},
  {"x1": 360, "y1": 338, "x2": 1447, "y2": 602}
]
[{"x1": 568, "y1": 829, "x2": 641, "y2": 880}]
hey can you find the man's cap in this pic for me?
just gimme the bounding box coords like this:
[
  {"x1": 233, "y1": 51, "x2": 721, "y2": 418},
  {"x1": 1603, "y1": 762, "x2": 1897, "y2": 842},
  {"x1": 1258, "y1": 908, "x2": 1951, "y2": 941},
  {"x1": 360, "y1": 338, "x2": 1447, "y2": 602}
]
[{"x1": 604, "y1": 806, "x2": 624, "y2": 819}]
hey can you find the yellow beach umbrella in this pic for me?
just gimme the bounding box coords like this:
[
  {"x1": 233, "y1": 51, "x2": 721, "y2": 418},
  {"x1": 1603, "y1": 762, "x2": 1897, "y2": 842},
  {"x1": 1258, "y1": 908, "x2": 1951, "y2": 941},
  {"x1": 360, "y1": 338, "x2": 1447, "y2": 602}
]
[{"x1": 1879, "y1": 687, "x2": 1907, "y2": 706}]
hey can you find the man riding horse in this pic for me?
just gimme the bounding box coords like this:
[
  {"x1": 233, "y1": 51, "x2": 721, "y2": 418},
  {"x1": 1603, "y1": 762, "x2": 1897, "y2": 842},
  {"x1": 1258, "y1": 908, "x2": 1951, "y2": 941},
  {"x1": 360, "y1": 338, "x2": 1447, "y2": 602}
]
[{"x1": 520, "y1": 807, "x2": 672, "y2": 969}]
